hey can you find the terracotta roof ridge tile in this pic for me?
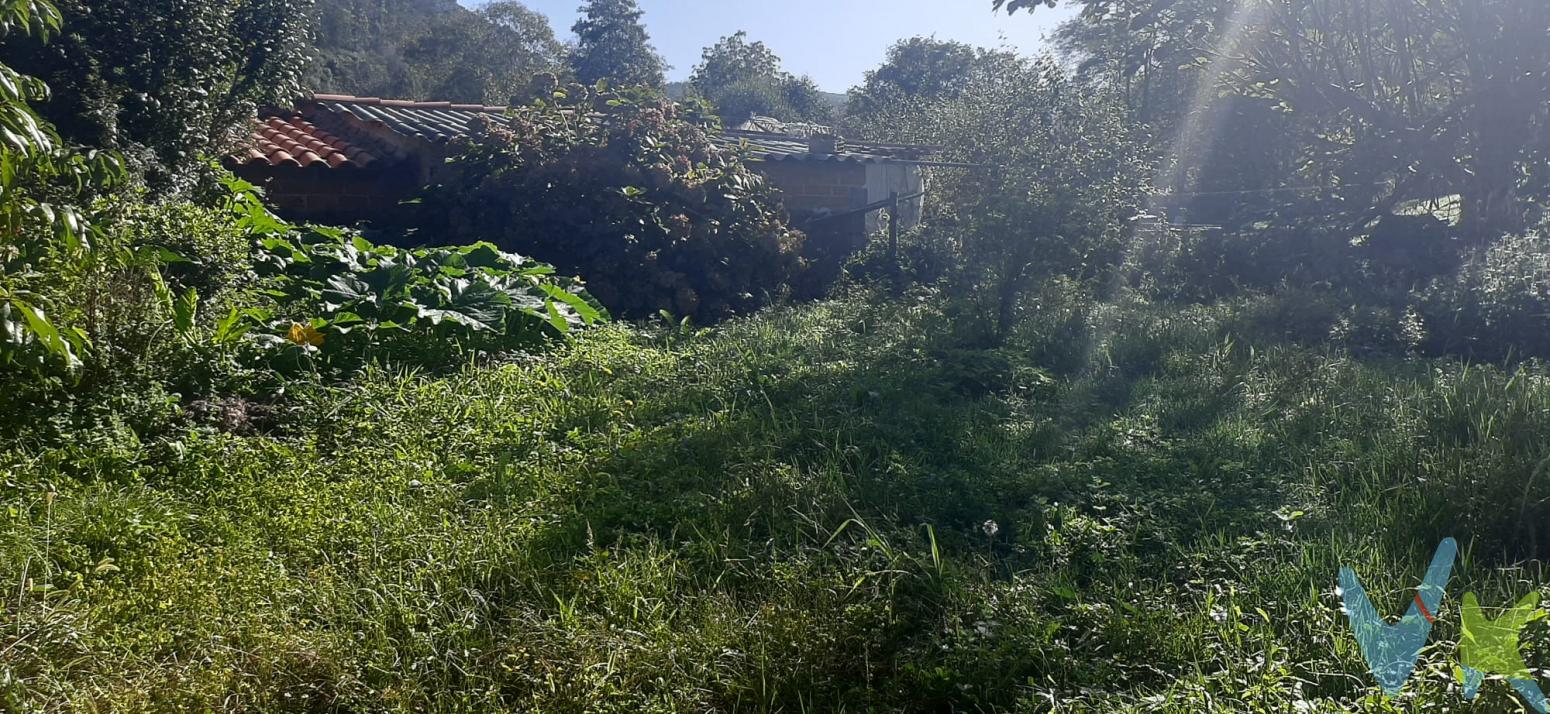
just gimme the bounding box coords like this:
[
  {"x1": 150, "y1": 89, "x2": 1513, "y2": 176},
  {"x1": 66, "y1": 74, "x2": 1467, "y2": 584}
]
[
  {"x1": 379, "y1": 99, "x2": 435, "y2": 109},
  {"x1": 304, "y1": 93, "x2": 509, "y2": 113},
  {"x1": 310, "y1": 93, "x2": 379, "y2": 104}
]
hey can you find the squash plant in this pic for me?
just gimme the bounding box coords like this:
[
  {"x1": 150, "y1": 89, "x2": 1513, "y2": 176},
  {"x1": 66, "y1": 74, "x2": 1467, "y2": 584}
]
[{"x1": 229, "y1": 179, "x2": 605, "y2": 373}]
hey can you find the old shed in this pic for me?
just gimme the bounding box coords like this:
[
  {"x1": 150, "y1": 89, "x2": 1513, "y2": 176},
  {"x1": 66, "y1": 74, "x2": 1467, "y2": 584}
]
[{"x1": 230, "y1": 95, "x2": 933, "y2": 250}]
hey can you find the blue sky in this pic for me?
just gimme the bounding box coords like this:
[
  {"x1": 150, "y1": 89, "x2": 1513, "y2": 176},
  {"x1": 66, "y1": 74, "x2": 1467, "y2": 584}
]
[{"x1": 467, "y1": 0, "x2": 1077, "y2": 93}]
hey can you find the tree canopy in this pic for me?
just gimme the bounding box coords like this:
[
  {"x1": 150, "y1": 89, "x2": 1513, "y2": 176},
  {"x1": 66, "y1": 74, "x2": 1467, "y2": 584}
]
[
  {"x1": 308, "y1": 0, "x2": 567, "y2": 106},
  {"x1": 570, "y1": 0, "x2": 666, "y2": 89},
  {"x1": 0, "y1": 0, "x2": 311, "y2": 187},
  {"x1": 847, "y1": 38, "x2": 981, "y2": 116},
  {"x1": 689, "y1": 31, "x2": 831, "y2": 125},
  {"x1": 997, "y1": 0, "x2": 1550, "y2": 237}
]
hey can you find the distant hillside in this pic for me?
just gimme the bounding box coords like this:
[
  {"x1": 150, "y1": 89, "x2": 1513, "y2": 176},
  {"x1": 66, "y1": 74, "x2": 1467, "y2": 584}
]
[
  {"x1": 306, "y1": 0, "x2": 565, "y2": 105},
  {"x1": 306, "y1": 0, "x2": 464, "y2": 98}
]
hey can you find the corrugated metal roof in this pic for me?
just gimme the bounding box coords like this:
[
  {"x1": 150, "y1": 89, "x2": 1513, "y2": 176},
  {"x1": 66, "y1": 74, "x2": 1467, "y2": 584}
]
[
  {"x1": 239, "y1": 94, "x2": 934, "y2": 167},
  {"x1": 310, "y1": 94, "x2": 505, "y2": 144},
  {"x1": 720, "y1": 130, "x2": 922, "y2": 164},
  {"x1": 732, "y1": 115, "x2": 835, "y2": 138}
]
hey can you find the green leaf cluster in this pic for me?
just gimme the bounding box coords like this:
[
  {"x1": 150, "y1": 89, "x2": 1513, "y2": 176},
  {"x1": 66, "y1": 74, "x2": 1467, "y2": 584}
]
[
  {"x1": 0, "y1": 0, "x2": 124, "y2": 374},
  {"x1": 410, "y1": 85, "x2": 806, "y2": 322},
  {"x1": 236, "y1": 179, "x2": 606, "y2": 373}
]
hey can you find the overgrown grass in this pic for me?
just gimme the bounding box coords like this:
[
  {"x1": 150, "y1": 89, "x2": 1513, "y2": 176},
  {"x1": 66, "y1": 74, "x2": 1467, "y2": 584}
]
[{"x1": 6, "y1": 289, "x2": 1550, "y2": 711}]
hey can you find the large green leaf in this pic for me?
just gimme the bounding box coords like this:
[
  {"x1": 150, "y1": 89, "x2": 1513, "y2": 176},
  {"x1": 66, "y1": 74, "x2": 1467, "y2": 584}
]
[
  {"x1": 322, "y1": 273, "x2": 374, "y2": 310},
  {"x1": 173, "y1": 287, "x2": 198, "y2": 338},
  {"x1": 12, "y1": 299, "x2": 81, "y2": 369},
  {"x1": 541, "y1": 284, "x2": 605, "y2": 325},
  {"x1": 360, "y1": 263, "x2": 417, "y2": 299}
]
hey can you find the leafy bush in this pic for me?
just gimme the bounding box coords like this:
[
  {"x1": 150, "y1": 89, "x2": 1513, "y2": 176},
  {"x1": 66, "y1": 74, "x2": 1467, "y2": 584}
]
[
  {"x1": 409, "y1": 85, "x2": 806, "y2": 322},
  {"x1": 43, "y1": 239, "x2": 200, "y2": 381},
  {"x1": 2, "y1": 201, "x2": 258, "y2": 444},
  {"x1": 1168, "y1": 225, "x2": 1550, "y2": 361},
  {"x1": 0, "y1": 0, "x2": 124, "y2": 375},
  {"x1": 240, "y1": 183, "x2": 605, "y2": 374},
  {"x1": 97, "y1": 198, "x2": 254, "y2": 308},
  {"x1": 1127, "y1": 223, "x2": 1365, "y2": 303},
  {"x1": 857, "y1": 55, "x2": 1146, "y2": 339},
  {"x1": 843, "y1": 225, "x2": 961, "y2": 288},
  {"x1": 0, "y1": 0, "x2": 312, "y2": 188},
  {"x1": 1419, "y1": 231, "x2": 1550, "y2": 361}
]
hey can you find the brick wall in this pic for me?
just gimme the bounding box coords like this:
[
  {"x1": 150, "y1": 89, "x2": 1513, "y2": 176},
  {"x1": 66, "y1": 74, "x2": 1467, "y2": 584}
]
[
  {"x1": 232, "y1": 164, "x2": 422, "y2": 225},
  {"x1": 751, "y1": 160, "x2": 876, "y2": 292},
  {"x1": 755, "y1": 161, "x2": 871, "y2": 217}
]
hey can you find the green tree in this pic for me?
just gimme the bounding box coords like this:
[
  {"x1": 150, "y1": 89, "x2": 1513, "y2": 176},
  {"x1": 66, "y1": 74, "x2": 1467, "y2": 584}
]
[
  {"x1": 845, "y1": 41, "x2": 1018, "y2": 142},
  {"x1": 570, "y1": 0, "x2": 666, "y2": 89},
  {"x1": 308, "y1": 0, "x2": 566, "y2": 106},
  {"x1": 689, "y1": 31, "x2": 829, "y2": 124},
  {"x1": 1230, "y1": 0, "x2": 1550, "y2": 239},
  {"x1": 990, "y1": 0, "x2": 1295, "y2": 227},
  {"x1": 0, "y1": 0, "x2": 311, "y2": 187},
  {"x1": 400, "y1": 1, "x2": 567, "y2": 104},
  {"x1": 0, "y1": 0, "x2": 122, "y2": 372},
  {"x1": 847, "y1": 38, "x2": 981, "y2": 116},
  {"x1": 845, "y1": 38, "x2": 1026, "y2": 142},
  {"x1": 998, "y1": 0, "x2": 1550, "y2": 239},
  {"x1": 869, "y1": 54, "x2": 1145, "y2": 338}
]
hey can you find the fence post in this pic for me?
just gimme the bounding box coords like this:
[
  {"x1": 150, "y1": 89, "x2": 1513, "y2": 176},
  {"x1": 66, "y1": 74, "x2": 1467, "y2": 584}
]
[{"x1": 888, "y1": 191, "x2": 901, "y2": 292}]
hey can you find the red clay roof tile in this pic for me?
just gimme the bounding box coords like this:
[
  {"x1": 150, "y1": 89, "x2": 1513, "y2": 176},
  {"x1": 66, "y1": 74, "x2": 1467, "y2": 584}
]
[{"x1": 234, "y1": 110, "x2": 396, "y2": 170}]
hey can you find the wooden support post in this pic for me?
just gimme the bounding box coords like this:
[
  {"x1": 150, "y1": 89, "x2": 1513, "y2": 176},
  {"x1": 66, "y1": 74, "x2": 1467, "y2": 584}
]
[{"x1": 888, "y1": 191, "x2": 901, "y2": 292}]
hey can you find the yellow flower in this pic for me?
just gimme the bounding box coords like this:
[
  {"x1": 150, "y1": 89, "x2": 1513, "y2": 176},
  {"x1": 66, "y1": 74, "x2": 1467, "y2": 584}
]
[{"x1": 285, "y1": 322, "x2": 325, "y2": 347}]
